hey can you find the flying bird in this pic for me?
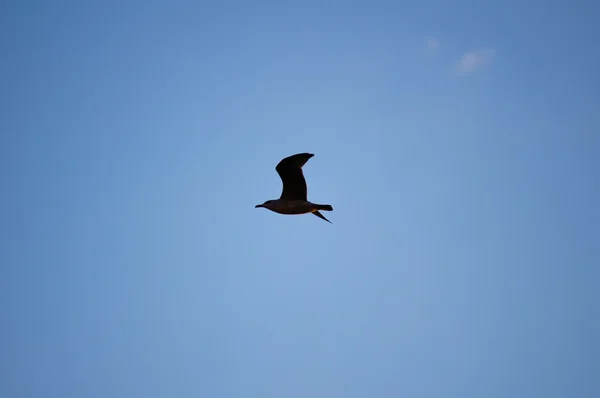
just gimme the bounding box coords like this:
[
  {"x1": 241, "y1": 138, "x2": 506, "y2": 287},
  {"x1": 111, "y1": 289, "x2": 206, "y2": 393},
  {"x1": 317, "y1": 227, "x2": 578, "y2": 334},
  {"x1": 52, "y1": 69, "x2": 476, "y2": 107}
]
[{"x1": 255, "y1": 153, "x2": 333, "y2": 223}]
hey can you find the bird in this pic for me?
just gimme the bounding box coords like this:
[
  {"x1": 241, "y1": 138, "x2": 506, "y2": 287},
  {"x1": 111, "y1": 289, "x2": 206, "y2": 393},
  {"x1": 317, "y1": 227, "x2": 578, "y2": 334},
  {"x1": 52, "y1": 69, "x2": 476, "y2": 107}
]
[{"x1": 255, "y1": 153, "x2": 333, "y2": 223}]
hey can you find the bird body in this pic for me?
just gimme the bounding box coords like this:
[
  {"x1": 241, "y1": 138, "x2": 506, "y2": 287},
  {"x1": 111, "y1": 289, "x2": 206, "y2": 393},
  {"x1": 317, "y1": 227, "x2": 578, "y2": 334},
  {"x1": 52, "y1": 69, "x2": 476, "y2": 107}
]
[
  {"x1": 256, "y1": 199, "x2": 333, "y2": 215},
  {"x1": 255, "y1": 153, "x2": 333, "y2": 223}
]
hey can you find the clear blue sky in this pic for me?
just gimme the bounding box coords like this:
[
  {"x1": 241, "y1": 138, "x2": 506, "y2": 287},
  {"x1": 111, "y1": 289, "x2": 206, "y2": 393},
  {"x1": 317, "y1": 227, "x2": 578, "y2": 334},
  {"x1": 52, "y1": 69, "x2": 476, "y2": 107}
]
[{"x1": 1, "y1": 1, "x2": 599, "y2": 397}]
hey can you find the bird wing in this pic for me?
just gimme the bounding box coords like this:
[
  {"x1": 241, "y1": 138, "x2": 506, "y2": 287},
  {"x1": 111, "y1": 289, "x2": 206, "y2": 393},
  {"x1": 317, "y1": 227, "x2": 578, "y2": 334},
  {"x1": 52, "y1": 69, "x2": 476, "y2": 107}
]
[
  {"x1": 275, "y1": 153, "x2": 314, "y2": 200},
  {"x1": 312, "y1": 210, "x2": 332, "y2": 223}
]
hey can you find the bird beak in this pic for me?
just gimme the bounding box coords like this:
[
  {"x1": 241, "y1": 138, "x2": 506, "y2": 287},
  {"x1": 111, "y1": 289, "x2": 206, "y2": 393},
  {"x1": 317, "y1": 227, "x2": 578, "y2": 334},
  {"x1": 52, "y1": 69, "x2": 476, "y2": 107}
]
[{"x1": 255, "y1": 204, "x2": 263, "y2": 208}]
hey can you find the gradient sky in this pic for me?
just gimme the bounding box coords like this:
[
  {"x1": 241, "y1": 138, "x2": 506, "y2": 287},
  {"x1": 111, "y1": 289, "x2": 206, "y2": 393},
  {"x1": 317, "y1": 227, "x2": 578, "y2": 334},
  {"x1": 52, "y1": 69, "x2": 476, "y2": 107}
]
[{"x1": 2, "y1": 1, "x2": 599, "y2": 397}]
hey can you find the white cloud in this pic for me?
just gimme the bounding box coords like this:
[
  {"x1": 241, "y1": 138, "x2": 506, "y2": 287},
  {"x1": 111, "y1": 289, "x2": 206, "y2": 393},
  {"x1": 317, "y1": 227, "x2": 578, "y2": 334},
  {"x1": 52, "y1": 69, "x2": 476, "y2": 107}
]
[
  {"x1": 455, "y1": 48, "x2": 496, "y2": 74},
  {"x1": 427, "y1": 38, "x2": 439, "y2": 50}
]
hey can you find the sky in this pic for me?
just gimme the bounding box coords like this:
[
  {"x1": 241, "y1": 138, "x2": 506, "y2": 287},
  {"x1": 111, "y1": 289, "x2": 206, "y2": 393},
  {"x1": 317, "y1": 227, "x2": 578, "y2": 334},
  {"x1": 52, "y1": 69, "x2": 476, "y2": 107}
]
[{"x1": 1, "y1": 1, "x2": 599, "y2": 397}]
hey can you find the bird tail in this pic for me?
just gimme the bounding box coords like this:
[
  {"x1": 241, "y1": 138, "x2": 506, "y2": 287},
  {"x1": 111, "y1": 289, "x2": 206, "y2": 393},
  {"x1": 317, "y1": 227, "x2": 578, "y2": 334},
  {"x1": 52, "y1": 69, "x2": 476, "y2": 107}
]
[{"x1": 316, "y1": 204, "x2": 333, "y2": 211}]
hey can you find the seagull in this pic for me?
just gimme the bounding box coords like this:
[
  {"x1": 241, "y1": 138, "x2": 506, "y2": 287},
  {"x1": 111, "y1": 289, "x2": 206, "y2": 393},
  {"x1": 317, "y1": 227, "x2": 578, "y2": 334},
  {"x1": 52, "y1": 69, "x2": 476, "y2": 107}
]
[{"x1": 255, "y1": 153, "x2": 333, "y2": 223}]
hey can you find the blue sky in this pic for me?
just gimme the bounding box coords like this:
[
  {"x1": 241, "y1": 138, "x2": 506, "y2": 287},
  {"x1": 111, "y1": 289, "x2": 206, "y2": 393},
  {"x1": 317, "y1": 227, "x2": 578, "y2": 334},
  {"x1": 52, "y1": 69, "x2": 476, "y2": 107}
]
[{"x1": 1, "y1": 1, "x2": 599, "y2": 397}]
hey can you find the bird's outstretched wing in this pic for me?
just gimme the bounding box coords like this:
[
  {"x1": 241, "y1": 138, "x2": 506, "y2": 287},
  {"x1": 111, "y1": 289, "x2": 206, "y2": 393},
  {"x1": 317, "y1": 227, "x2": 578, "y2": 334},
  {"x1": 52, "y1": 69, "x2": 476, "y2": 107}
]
[
  {"x1": 276, "y1": 153, "x2": 314, "y2": 200},
  {"x1": 312, "y1": 210, "x2": 332, "y2": 223}
]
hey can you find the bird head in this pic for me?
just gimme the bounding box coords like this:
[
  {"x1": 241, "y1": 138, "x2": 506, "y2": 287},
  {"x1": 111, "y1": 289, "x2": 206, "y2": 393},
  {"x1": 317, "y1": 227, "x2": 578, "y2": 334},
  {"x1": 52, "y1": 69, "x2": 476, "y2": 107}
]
[{"x1": 255, "y1": 200, "x2": 274, "y2": 209}]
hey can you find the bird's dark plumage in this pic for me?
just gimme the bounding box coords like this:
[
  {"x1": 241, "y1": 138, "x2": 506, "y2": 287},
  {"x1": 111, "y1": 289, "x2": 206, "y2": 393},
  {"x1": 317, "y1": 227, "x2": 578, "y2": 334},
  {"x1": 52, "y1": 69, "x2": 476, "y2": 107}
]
[
  {"x1": 275, "y1": 152, "x2": 314, "y2": 201},
  {"x1": 256, "y1": 152, "x2": 333, "y2": 223}
]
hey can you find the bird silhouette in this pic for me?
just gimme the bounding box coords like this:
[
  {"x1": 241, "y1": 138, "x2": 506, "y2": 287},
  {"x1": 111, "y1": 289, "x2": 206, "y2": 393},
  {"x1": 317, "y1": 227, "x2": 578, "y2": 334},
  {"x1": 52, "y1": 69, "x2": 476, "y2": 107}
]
[{"x1": 255, "y1": 153, "x2": 333, "y2": 223}]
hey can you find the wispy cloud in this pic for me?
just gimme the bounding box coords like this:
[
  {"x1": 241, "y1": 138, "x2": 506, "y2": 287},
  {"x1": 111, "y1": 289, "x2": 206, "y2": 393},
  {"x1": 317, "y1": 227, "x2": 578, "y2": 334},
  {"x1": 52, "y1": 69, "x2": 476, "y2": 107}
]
[
  {"x1": 455, "y1": 48, "x2": 496, "y2": 74},
  {"x1": 426, "y1": 38, "x2": 440, "y2": 50}
]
